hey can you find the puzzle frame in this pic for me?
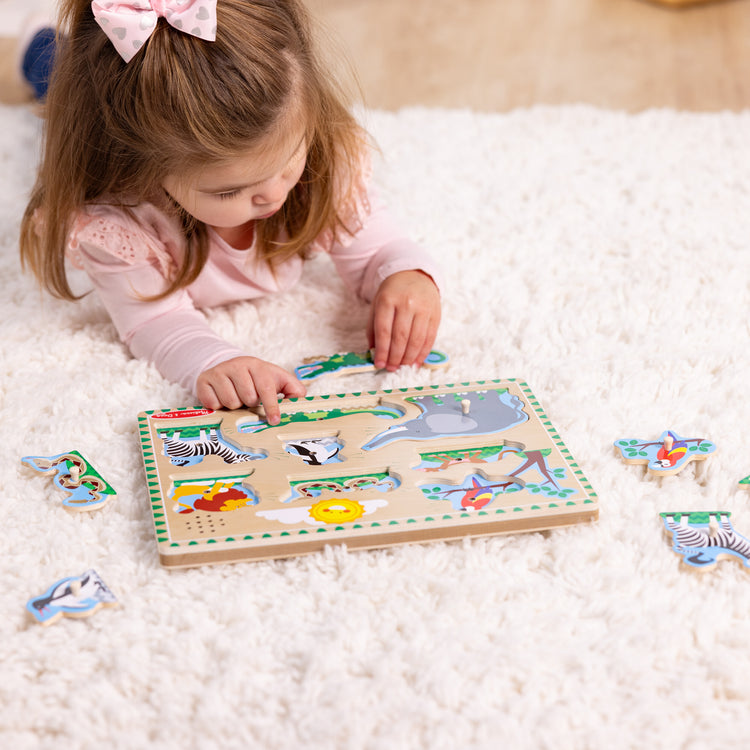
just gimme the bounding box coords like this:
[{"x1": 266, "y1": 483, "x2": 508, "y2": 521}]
[{"x1": 138, "y1": 379, "x2": 598, "y2": 568}]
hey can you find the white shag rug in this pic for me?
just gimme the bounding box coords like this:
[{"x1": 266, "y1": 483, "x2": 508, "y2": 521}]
[{"x1": 3, "y1": 104, "x2": 750, "y2": 749}]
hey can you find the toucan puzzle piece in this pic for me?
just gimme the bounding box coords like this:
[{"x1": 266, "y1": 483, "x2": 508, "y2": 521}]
[
  {"x1": 27, "y1": 569, "x2": 118, "y2": 626},
  {"x1": 294, "y1": 349, "x2": 449, "y2": 381},
  {"x1": 137, "y1": 379, "x2": 598, "y2": 567},
  {"x1": 614, "y1": 430, "x2": 716, "y2": 477},
  {"x1": 661, "y1": 512, "x2": 750, "y2": 571},
  {"x1": 21, "y1": 451, "x2": 116, "y2": 510}
]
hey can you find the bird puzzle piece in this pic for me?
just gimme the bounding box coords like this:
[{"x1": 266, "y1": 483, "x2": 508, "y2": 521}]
[
  {"x1": 27, "y1": 569, "x2": 118, "y2": 625},
  {"x1": 614, "y1": 430, "x2": 716, "y2": 477},
  {"x1": 294, "y1": 349, "x2": 448, "y2": 381},
  {"x1": 661, "y1": 512, "x2": 750, "y2": 570},
  {"x1": 21, "y1": 451, "x2": 116, "y2": 510}
]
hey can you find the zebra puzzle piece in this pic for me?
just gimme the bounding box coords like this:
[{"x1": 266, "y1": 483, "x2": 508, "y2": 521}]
[
  {"x1": 661, "y1": 512, "x2": 750, "y2": 570},
  {"x1": 27, "y1": 569, "x2": 118, "y2": 626},
  {"x1": 21, "y1": 451, "x2": 116, "y2": 511},
  {"x1": 294, "y1": 349, "x2": 449, "y2": 382},
  {"x1": 614, "y1": 430, "x2": 716, "y2": 477}
]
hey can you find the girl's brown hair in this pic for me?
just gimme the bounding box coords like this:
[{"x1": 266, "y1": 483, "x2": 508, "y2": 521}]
[{"x1": 20, "y1": 0, "x2": 368, "y2": 300}]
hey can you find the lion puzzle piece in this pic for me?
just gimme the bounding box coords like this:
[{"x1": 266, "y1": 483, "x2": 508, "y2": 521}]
[
  {"x1": 21, "y1": 451, "x2": 116, "y2": 511},
  {"x1": 27, "y1": 569, "x2": 118, "y2": 626},
  {"x1": 614, "y1": 430, "x2": 716, "y2": 477},
  {"x1": 294, "y1": 349, "x2": 449, "y2": 382},
  {"x1": 661, "y1": 512, "x2": 750, "y2": 571}
]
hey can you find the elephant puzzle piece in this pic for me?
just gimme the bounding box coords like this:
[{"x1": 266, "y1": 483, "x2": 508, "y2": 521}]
[
  {"x1": 294, "y1": 349, "x2": 449, "y2": 382},
  {"x1": 27, "y1": 569, "x2": 118, "y2": 626},
  {"x1": 661, "y1": 512, "x2": 750, "y2": 571},
  {"x1": 21, "y1": 451, "x2": 116, "y2": 510},
  {"x1": 614, "y1": 430, "x2": 716, "y2": 477}
]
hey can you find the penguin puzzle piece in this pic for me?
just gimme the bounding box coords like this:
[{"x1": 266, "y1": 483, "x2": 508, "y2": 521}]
[
  {"x1": 614, "y1": 430, "x2": 716, "y2": 477},
  {"x1": 294, "y1": 349, "x2": 449, "y2": 382},
  {"x1": 27, "y1": 569, "x2": 118, "y2": 626},
  {"x1": 661, "y1": 512, "x2": 750, "y2": 571},
  {"x1": 21, "y1": 451, "x2": 116, "y2": 510}
]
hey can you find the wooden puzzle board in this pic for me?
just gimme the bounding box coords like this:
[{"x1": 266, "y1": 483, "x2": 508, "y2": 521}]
[{"x1": 137, "y1": 380, "x2": 598, "y2": 568}]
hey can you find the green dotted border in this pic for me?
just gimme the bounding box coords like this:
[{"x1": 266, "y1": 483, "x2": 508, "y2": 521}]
[{"x1": 138, "y1": 380, "x2": 598, "y2": 550}]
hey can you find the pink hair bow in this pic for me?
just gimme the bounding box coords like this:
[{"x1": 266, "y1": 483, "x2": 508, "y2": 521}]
[{"x1": 91, "y1": 0, "x2": 217, "y2": 63}]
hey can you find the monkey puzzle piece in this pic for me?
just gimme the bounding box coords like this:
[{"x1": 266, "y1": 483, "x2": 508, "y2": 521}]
[
  {"x1": 613, "y1": 430, "x2": 716, "y2": 477},
  {"x1": 27, "y1": 569, "x2": 119, "y2": 626},
  {"x1": 294, "y1": 349, "x2": 449, "y2": 382},
  {"x1": 661, "y1": 512, "x2": 750, "y2": 571},
  {"x1": 21, "y1": 451, "x2": 116, "y2": 511}
]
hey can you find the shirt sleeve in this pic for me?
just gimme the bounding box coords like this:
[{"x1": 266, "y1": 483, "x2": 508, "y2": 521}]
[
  {"x1": 326, "y1": 188, "x2": 443, "y2": 303},
  {"x1": 74, "y1": 239, "x2": 246, "y2": 396}
]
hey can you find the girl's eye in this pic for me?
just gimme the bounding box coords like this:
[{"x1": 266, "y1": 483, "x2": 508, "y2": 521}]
[{"x1": 216, "y1": 189, "x2": 241, "y2": 200}]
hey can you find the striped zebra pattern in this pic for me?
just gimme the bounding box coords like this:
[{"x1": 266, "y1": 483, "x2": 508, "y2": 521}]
[
  {"x1": 159, "y1": 429, "x2": 263, "y2": 467},
  {"x1": 663, "y1": 513, "x2": 750, "y2": 567}
]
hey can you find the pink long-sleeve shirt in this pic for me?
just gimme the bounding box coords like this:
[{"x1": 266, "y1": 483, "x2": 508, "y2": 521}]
[{"x1": 66, "y1": 189, "x2": 441, "y2": 395}]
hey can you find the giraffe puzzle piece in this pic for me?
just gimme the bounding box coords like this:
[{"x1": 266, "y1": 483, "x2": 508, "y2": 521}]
[
  {"x1": 21, "y1": 451, "x2": 116, "y2": 510},
  {"x1": 27, "y1": 569, "x2": 118, "y2": 625},
  {"x1": 661, "y1": 512, "x2": 750, "y2": 570},
  {"x1": 294, "y1": 349, "x2": 449, "y2": 382},
  {"x1": 614, "y1": 430, "x2": 716, "y2": 477}
]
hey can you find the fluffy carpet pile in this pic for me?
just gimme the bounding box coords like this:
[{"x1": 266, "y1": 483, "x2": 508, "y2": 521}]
[{"x1": 2, "y1": 104, "x2": 750, "y2": 748}]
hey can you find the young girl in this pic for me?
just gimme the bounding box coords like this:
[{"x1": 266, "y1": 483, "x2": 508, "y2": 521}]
[{"x1": 19, "y1": 0, "x2": 442, "y2": 425}]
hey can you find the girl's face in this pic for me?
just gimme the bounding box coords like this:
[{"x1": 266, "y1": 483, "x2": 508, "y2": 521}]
[{"x1": 162, "y1": 124, "x2": 308, "y2": 238}]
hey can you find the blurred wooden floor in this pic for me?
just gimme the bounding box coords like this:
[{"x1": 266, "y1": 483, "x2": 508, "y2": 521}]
[{"x1": 307, "y1": 0, "x2": 750, "y2": 111}]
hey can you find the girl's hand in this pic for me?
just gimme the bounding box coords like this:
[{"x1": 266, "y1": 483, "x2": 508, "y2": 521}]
[
  {"x1": 196, "y1": 356, "x2": 306, "y2": 424},
  {"x1": 368, "y1": 270, "x2": 441, "y2": 372}
]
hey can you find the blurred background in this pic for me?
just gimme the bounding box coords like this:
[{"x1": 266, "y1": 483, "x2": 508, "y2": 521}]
[
  {"x1": 1, "y1": 0, "x2": 748, "y2": 110},
  {"x1": 308, "y1": 0, "x2": 750, "y2": 111}
]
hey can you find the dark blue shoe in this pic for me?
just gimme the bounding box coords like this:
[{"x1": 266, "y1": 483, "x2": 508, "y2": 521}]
[{"x1": 21, "y1": 27, "x2": 57, "y2": 100}]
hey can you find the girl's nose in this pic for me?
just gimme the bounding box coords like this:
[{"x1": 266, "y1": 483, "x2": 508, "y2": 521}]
[{"x1": 253, "y1": 175, "x2": 288, "y2": 206}]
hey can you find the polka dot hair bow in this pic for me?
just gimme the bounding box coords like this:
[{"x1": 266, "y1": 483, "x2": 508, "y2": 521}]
[{"x1": 91, "y1": 0, "x2": 217, "y2": 63}]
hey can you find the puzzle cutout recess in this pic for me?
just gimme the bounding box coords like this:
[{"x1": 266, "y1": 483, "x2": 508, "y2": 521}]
[{"x1": 138, "y1": 380, "x2": 599, "y2": 567}]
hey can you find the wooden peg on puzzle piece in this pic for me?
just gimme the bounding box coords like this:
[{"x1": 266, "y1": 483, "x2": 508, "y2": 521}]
[
  {"x1": 27, "y1": 569, "x2": 118, "y2": 626},
  {"x1": 613, "y1": 429, "x2": 716, "y2": 477},
  {"x1": 660, "y1": 512, "x2": 750, "y2": 571},
  {"x1": 21, "y1": 451, "x2": 116, "y2": 511},
  {"x1": 294, "y1": 349, "x2": 449, "y2": 382}
]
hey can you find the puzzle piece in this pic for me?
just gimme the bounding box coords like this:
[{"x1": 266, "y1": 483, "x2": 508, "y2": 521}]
[
  {"x1": 21, "y1": 451, "x2": 116, "y2": 510},
  {"x1": 294, "y1": 349, "x2": 448, "y2": 381},
  {"x1": 661, "y1": 512, "x2": 750, "y2": 570},
  {"x1": 614, "y1": 430, "x2": 716, "y2": 477},
  {"x1": 27, "y1": 570, "x2": 118, "y2": 625}
]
